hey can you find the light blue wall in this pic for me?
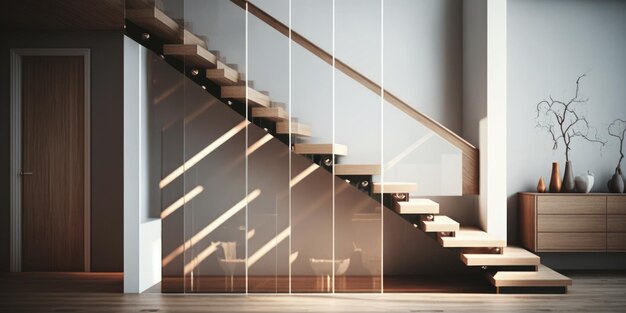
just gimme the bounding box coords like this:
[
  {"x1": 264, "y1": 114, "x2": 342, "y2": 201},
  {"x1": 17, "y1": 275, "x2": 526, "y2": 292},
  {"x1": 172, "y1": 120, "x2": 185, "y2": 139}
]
[{"x1": 507, "y1": 0, "x2": 626, "y2": 269}]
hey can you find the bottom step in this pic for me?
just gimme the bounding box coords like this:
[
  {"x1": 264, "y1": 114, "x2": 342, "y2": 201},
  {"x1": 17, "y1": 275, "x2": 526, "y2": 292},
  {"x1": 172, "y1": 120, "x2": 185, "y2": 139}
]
[{"x1": 489, "y1": 265, "x2": 572, "y2": 290}]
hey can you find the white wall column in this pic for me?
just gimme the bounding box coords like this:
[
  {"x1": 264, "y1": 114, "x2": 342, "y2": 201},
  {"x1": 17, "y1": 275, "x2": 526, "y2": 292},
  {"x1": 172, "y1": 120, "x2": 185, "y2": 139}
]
[
  {"x1": 123, "y1": 36, "x2": 162, "y2": 293},
  {"x1": 463, "y1": 0, "x2": 507, "y2": 240}
]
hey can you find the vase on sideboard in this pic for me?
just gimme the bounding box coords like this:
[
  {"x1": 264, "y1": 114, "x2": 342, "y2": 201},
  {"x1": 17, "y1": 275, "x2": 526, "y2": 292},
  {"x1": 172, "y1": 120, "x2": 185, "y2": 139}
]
[
  {"x1": 608, "y1": 167, "x2": 625, "y2": 193},
  {"x1": 549, "y1": 162, "x2": 561, "y2": 193},
  {"x1": 561, "y1": 161, "x2": 575, "y2": 193}
]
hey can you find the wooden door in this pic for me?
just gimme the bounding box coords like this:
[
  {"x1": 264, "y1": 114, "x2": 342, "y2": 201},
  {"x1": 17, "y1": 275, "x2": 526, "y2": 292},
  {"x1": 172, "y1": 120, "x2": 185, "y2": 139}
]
[{"x1": 21, "y1": 55, "x2": 85, "y2": 272}]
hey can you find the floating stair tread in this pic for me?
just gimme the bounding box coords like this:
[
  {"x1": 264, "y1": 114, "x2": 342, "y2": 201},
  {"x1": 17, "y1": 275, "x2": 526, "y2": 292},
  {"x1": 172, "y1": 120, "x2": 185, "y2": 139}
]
[
  {"x1": 489, "y1": 265, "x2": 572, "y2": 287},
  {"x1": 163, "y1": 44, "x2": 217, "y2": 68},
  {"x1": 461, "y1": 246, "x2": 540, "y2": 267},
  {"x1": 438, "y1": 226, "x2": 506, "y2": 248},
  {"x1": 294, "y1": 144, "x2": 347, "y2": 156},
  {"x1": 206, "y1": 61, "x2": 239, "y2": 85},
  {"x1": 334, "y1": 164, "x2": 381, "y2": 176},
  {"x1": 421, "y1": 215, "x2": 459, "y2": 232},
  {"x1": 126, "y1": 7, "x2": 180, "y2": 42},
  {"x1": 221, "y1": 86, "x2": 270, "y2": 108},
  {"x1": 372, "y1": 182, "x2": 417, "y2": 194},
  {"x1": 393, "y1": 198, "x2": 439, "y2": 214},
  {"x1": 276, "y1": 122, "x2": 312, "y2": 137},
  {"x1": 182, "y1": 29, "x2": 207, "y2": 48},
  {"x1": 251, "y1": 107, "x2": 288, "y2": 122}
]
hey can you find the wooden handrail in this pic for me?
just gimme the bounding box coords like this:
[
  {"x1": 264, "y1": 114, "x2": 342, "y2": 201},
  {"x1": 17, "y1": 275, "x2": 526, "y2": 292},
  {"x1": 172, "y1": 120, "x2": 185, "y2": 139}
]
[{"x1": 231, "y1": 0, "x2": 478, "y2": 194}]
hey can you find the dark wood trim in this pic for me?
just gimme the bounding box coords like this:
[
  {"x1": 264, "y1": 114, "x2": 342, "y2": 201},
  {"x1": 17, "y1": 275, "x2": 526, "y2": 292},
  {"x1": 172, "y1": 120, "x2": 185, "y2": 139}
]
[{"x1": 232, "y1": 0, "x2": 479, "y2": 194}]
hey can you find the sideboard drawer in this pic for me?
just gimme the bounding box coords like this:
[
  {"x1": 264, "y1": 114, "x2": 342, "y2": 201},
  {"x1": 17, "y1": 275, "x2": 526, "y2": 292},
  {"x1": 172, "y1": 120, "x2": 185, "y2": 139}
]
[
  {"x1": 537, "y1": 233, "x2": 606, "y2": 251},
  {"x1": 608, "y1": 215, "x2": 626, "y2": 232},
  {"x1": 538, "y1": 215, "x2": 606, "y2": 232},
  {"x1": 608, "y1": 233, "x2": 626, "y2": 251},
  {"x1": 608, "y1": 196, "x2": 626, "y2": 214},
  {"x1": 537, "y1": 196, "x2": 606, "y2": 215}
]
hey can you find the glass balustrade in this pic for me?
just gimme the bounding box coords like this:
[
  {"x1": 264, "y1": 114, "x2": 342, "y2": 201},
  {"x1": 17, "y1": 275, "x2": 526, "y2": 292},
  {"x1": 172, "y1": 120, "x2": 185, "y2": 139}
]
[{"x1": 125, "y1": 0, "x2": 467, "y2": 294}]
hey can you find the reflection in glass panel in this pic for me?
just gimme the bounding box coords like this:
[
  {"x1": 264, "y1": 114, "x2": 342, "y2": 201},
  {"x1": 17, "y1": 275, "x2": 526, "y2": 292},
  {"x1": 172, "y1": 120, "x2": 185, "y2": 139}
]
[
  {"x1": 290, "y1": 0, "x2": 335, "y2": 293},
  {"x1": 246, "y1": 0, "x2": 290, "y2": 293},
  {"x1": 334, "y1": 0, "x2": 383, "y2": 293},
  {"x1": 182, "y1": 0, "x2": 247, "y2": 293}
]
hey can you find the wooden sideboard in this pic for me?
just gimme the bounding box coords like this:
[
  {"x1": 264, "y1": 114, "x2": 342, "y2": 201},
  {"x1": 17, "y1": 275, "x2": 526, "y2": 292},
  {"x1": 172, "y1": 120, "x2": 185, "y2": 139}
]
[{"x1": 519, "y1": 193, "x2": 626, "y2": 252}]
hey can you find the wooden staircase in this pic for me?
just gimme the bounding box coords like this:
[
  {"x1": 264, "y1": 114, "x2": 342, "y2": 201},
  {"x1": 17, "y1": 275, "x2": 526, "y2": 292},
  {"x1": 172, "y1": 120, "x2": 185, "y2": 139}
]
[{"x1": 125, "y1": 2, "x2": 571, "y2": 294}]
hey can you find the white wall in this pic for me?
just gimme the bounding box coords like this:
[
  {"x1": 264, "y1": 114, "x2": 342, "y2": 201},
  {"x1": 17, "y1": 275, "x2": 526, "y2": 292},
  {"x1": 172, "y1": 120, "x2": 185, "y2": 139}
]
[
  {"x1": 124, "y1": 36, "x2": 162, "y2": 293},
  {"x1": 463, "y1": 0, "x2": 507, "y2": 239},
  {"x1": 507, "y1": 0, "x2": 626, "y2": 239}
]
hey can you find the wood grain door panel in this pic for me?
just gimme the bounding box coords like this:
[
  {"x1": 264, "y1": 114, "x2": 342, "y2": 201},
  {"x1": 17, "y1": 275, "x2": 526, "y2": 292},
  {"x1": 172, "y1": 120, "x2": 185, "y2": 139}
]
[{"x1": 22, "y1": 55, "x2": 85, "y2": 272}]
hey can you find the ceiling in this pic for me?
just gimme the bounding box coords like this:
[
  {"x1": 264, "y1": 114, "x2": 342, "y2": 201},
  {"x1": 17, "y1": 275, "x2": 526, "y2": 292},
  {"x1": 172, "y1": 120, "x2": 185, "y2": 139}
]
[{"x1": 0, "y1": 0, "x2": 124, "y2": 31}]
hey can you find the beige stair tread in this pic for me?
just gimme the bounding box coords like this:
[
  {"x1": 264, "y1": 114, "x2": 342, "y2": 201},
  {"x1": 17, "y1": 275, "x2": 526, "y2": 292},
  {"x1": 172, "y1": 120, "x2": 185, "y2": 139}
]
[
  {"x1": 276, "y1": 122, "x2": 312, "y2": 137},
  {"x1": 126, "y1": 7, "x2": 180, "y2": 43},
  {"x1": 421, "y1": 215, "x2": 459, "y2": 232},
  {"x1": 294, "y1": 144, "x2": 347, "y2": 156},
  {"x1": 393, "y1": 198, "x2": 439, "y2": 214},
  {"x1": 206, "y1": 61, "x2": 239, "y2": 85},
  {"x1": 438, "y1": 226, "x2": 506, "y2": 248},
  {"x1": 221, "y1": 86, "x2": 270, "y2": 108},
  {"x1": 251, "y1": 107, "x2": 288, "y2": 122},
  {"x1": 334, "y1": 164, "x2": 381, "y2": 176},
  {"x1": 163, "y1": 44, "x2": 217, "y2": 68},
  {"x1": 461, "y1": 246, "x2": 540, "y2": 267},
  {"x1": 181, "y1": 29, "x2": 207, "y2": 48},
  {"x1": 489, "y1": 265, "x2": 572, "y2": 287},
  {"x1": 372, "y1": 182, "x2": 417, "y2": 194}
]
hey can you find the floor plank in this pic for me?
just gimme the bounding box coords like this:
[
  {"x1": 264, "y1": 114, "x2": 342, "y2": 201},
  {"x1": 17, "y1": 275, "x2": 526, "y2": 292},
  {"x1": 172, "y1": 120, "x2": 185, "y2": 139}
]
[{"x1": 1, "y1": 272, "x2": 625, "y2": 312}]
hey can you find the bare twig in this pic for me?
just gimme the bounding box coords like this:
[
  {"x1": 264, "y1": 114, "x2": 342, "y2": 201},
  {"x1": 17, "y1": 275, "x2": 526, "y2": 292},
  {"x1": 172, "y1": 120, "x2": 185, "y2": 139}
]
[
  {"x1": 608, "y1": 119, "x2": 626, "y2": 169},
  {"x1": 535, "y1": 74, "x2": 606, "y2": 162}
]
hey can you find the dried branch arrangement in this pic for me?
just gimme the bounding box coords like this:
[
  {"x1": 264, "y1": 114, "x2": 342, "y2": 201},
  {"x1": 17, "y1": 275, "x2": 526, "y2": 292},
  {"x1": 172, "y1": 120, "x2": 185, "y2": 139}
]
[
  {"x1": 608, "y1": 119, "x2": 626, "y2": 170},
  {"x1": 535, "y1": 74, "x2": 605, "y2": 162}
]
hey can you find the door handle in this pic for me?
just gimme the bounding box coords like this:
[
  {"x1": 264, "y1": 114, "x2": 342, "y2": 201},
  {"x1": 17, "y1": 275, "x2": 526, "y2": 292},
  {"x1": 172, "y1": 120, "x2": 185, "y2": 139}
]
[{"x1": 20, "y1": 171, "x2": 33, "y2": 176}]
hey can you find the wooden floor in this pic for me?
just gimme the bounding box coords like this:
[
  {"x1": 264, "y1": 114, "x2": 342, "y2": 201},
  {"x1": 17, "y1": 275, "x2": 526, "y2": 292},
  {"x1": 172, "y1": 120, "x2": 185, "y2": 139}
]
[{"x1": 1, "y1": 272, "x2": 625, "y2": 312}]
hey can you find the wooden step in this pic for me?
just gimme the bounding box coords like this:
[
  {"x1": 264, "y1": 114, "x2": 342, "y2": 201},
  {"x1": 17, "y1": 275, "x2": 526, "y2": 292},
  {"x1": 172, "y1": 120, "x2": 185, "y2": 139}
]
[
  {"x1": 489, "y1": 265, "x2": 572, "y2": 288},
  {"x1": 372, "y1": 182, "x2": 417, "y2": 194},
  {"x1": 163, "y1": 44, "x2": 217, "y2": 68},
  {"x1": 276, "y1": 122, "x2": 312, "y2": 137},
  {"x1": 461, "y1": 246, "x2": 540, "y2": 267},
  {"x1": 421, "y1": 215, "x2": 459, "y2": 233},
  {"x1": 438, "y1": 226, "x2": 506, "y2": 248},
  {"x1": 206, "y1": 61, "x2": 239, "y2": 85},
  {"x1": 294, "y1": 144, "x2": 347, "y2": 156},
  {"x1": 221, "y1": 86, "x2": 270, "y2": 107},
  {"x1": 126, "y1": 7, "x2": 180, "y2": 43},
  {"x1": 181, "y1": 29, "x2": 207, "y2": 48},
  {"x1": 393, "y1": 198, "x2": 439, "y2": 214},
  {"x1": 251, "y1": 107, "x2": 288, "y2": 122},
  {"x1": 334, "y1": 164, "x2": 381, "y2": 176}
]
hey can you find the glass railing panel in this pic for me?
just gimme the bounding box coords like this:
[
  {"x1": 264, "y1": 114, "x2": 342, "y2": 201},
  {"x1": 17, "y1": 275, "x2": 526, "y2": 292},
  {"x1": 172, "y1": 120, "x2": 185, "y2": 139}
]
[
  {"x1": 334, "y1": 0, "x2": 383, "y2": 293},
  {"x1": 289, "y1": 0, "x2": 335, "y2": 293},
  {"x1": 246, "y1": 0, "x2": 291, "y2": 293},
  {"x1": 181, "y1": 0, "x2": 247, "y2": 293},
  {"x1": 140, "y1": 38, "x2": 187, "y2": 294},
  {"x1": 382, "y1": 104, "x2": 463, "y2": 197},
  {"x1": 181, "y1": 84, "x2": 248, "y2": 293}
]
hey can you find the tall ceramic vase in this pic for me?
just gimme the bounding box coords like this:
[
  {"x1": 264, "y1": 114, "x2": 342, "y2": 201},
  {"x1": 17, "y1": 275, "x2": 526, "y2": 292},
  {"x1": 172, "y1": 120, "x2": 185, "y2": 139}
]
[
  {"x1": 561, "y1": 161, "x2": 575, "y2": 193},
  {"x1": 549, "y1": 162, "x2": 562, "y2": 193},
  {"x1": 608, "y1": 167, "x2": 625, "y2": 193}
]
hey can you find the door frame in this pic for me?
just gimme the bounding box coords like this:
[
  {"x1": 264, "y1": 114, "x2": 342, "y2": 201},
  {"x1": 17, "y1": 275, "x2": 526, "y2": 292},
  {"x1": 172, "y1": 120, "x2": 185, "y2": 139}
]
[{"x1": 9, "y1": 48, "x2": 91, "y2": 272}]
